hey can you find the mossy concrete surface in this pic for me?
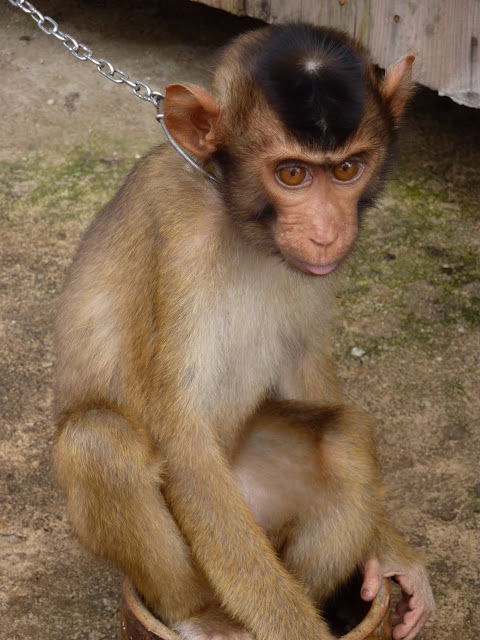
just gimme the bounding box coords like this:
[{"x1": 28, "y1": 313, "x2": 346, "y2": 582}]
[{"x1": 1, "y1": 1, "x2": 479, "y2": 639}]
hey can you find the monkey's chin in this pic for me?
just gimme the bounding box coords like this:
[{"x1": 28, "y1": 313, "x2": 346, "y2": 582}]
[{"x1": 285, "y1": 256, "x2": 339, "y2": 276}]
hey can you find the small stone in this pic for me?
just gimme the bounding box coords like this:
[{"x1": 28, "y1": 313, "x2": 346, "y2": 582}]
[
  {"x1": 47, "y1": 99, "x2": 54, "y2": 105},
  {"x1": 351, "y1": 347, "x2": 366, "y2": 358},
  {"x1": 441, "y1": 263, "x2": 464, "y2": 275}
]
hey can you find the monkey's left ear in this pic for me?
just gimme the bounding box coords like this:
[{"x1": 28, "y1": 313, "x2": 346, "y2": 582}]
[
  {"x1": 382, "y1": 56, "x2": 415, "y2": 123},
  {"x1": 163, "y1": 84, "x2": 220, "y2": 158}
]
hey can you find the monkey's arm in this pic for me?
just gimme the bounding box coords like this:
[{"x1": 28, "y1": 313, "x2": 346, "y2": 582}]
[{"x1": 159, "y1": 413, "x2": 333, "y2": 640}]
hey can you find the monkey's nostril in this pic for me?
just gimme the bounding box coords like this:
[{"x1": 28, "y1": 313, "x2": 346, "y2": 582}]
[{"x1": 309, "y1": 232, "x2": 338, "y2": 249}]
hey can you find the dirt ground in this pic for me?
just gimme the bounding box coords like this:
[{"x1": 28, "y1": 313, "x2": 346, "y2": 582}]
[{"x1": 0, "y1": 1, "x2": 479, "y2": 639}]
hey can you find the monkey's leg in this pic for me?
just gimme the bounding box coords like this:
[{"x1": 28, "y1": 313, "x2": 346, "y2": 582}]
[
  {"x1": 281, "y1": 405, "x2": 381, "y2": 605},
  {"x1": 54, "y1": 407, "x2": 210, "y2": 623},
  {"x1": 234, "y1": 403, "x2": 381, "y2": 605},
  {"x1": 242, "y1": 402, "x2": 435, "y2": 640}
]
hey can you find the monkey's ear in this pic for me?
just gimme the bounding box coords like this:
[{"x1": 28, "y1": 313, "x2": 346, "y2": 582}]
[
  {"x1": 163, "y1": 84, "x2": 220, "y2": 158},
  {"x1": 382, "y1": 56, "x2": 415, "y2": 123}
]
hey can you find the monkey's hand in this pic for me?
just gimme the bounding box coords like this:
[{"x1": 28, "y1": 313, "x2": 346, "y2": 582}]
[{"x1": 361, "y1": 555, "x2": 435, "y2": 640}]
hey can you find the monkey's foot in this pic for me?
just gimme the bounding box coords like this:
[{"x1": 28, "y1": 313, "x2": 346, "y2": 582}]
[{"x1": 172, "y1": 606, "x2": 255, "y2": 640}]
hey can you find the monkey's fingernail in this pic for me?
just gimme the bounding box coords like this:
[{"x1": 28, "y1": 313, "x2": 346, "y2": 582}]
[{"x1": 361, "y1": 588, "x2": 372, "y2": 599}]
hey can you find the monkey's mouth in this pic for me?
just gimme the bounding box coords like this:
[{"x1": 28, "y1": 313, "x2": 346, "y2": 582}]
[{"x1": 285, "y1": 256, "x2": 339, "y2": 276}]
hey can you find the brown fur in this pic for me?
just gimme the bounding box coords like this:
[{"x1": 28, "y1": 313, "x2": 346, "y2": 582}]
[{"x1": 54, "y1": 25, "x2": 433, "y2": 640}]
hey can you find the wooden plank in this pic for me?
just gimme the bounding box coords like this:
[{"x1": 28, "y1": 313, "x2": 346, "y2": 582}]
[{"x1": 191, "y1": 0, "x2": 480, "y2": 108}]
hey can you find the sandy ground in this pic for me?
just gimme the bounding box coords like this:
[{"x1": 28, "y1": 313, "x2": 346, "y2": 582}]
[{"x1": 1, "y1": 1, "x2": 479, "y2": 639}]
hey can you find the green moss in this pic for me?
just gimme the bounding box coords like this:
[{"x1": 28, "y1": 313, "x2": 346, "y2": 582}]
[
  {"x1": 339, "y1": 152, "x2": 479, "y2": 349},
  {"x1": 442, "y1": 297, "x2": 480, "y2": 328},
  {"x1": 0, "y1": 143, "x2": 133, "y2": 225}
]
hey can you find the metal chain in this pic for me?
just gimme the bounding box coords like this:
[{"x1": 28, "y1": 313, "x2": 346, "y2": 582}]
[
  {"x1": 8, "y1": 0, "x2": 217, "y2": 181},
  {"x1": 7, "y1": 0, "x2": 165, "y2": 110}
]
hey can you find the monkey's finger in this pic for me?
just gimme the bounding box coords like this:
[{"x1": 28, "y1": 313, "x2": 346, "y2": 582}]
[
  {"x1": 404, "y1": 611, "x2": 431, "y2": 640},
  {"x1": 392, "y1": 605, "x2": 428, "y2": 640},
  {"x1": 393, "y1": 617, "x2": 428, "y2": 640},
  {"x1": 360, "y1": 555, "x2": 382, "y2": 601}
]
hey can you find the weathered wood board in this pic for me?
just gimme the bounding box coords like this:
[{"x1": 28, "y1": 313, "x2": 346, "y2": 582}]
[{"x1": 191, "y1": 0, "x2": 480, "y2": 108}]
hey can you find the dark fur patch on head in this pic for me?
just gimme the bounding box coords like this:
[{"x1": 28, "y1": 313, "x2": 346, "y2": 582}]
[{"x1": 254, "y1": 24, "x2": 368, "y2": 149}]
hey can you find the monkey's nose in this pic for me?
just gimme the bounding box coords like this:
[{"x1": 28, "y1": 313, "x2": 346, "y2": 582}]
[
  {"x1": 309, "y1": 223, "x2": 339, "y2": 249},
  {"x1": 306, "y1": 231, "x2": 344, "y2": 268}
]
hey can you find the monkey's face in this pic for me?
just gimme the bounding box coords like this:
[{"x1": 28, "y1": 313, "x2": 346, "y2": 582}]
[
  {"x1": 206, "y1": 28, "x2": 396, "y2": 276},
  {"x1": 214, "y1": 109, "x2": 389, "y2": 277},
  {"x1": 262, "y1": 152, "x2": 374, "y2": 275}
]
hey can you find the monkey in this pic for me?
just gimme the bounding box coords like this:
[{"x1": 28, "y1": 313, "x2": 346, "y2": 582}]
[{"x1": 53, "y1": 23, "x2": 434, "y2": 640}]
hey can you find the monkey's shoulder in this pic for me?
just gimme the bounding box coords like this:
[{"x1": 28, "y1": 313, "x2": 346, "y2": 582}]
[
  {"x1": 96, "y1": 144, "x2": 214, "y2": 222},
  {"x1": 71, "y1": 144, "x2": 221, "y2": 271}
]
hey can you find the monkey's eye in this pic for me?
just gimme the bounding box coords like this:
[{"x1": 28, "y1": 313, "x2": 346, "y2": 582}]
[
  {"x1": 332, "y1": 160, "x2": 361, "y2": 182},
  {"x1": 276, "y1": 166, "x2": 309, "y2": 187}
]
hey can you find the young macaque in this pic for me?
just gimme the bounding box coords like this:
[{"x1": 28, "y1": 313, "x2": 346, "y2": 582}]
[{"x1": 53, "y1": 23, "x2": 434, "y2": 640}]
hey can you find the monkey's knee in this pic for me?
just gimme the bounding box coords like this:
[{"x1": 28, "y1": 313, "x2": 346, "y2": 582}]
[
  {"x1": 55, "y1": 407, "x2": 161, "y2": 485},
  {"x1": 54, "y1": 407, "x2": 162, "y2": 544}
]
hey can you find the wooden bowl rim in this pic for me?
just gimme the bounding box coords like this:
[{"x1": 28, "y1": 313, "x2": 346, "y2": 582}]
[
  {"x1": 342, "y1": 577, "x2": 391, "y2": 639},
  {"x1": 122, "y1": 576, "x2": 391, "y2": 640}
]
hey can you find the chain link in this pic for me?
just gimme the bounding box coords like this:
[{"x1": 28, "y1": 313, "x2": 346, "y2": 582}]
[
  {"x1": 8, "y1": 0, "x2": 216, "y2": 180},
  {"x1": 8, "y1": 0, "x2": 165, "y2": 110}
]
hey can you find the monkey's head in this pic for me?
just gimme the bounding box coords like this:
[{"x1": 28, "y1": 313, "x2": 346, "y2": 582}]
[{"x1": 163, "y1": 24, "x2": 414, "y2": 276}]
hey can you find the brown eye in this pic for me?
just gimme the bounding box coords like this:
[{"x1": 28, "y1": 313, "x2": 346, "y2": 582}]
[
  {"x1": 332, "y1": 160, "x2": 360, "y2": 182},
  {"x1": 277, "y1": 166, "x2": 308, "y2": 186}
]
